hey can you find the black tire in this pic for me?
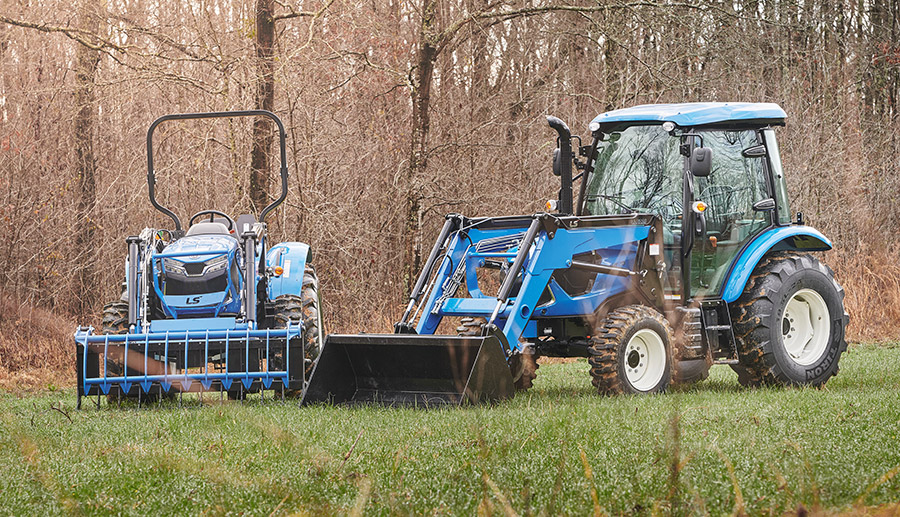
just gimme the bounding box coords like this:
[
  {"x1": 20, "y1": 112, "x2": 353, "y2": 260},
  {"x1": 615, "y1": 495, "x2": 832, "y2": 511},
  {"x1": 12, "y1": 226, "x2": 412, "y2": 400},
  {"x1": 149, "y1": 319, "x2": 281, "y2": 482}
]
[
  {"x1": 102, "y1": 300, "x2": 129, "y2": 335},
  {"x1": 274, "y1": 265, "x2": 324, "y2": 379},
  {"x1": 672, "y1": 357, "x2": 711, "y2": 385},
  {"x1": 671, "y1": 309, "x2": 711, "y2": 385},
  {"x1": 730, "y1": 252, "x2": 849, "y2": 387},
  {"x1": 508, "y1": 352, "x2": 538, "y2": 391},
  {"x1": 456, "y1": 317, "x2": 538, "y2": 391},
  {"x1": 101, "y1": 301, "x2": 129, "y2": 389},
  {"x1": 589, "y1": 305, "x2": 674, "y2": 395}
]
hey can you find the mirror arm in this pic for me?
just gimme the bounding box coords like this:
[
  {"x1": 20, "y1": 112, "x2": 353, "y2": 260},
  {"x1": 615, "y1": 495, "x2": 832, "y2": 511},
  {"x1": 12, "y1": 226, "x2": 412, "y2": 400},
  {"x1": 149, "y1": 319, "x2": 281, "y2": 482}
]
[{"x1": 575, "y1": 135, "x2": 601, "y2": 216}]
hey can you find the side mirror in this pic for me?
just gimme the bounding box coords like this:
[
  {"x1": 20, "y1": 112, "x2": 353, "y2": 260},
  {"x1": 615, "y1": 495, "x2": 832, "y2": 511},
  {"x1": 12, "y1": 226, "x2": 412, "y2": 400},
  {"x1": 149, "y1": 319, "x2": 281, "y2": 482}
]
[
  {"x1": 752, "y1": 198, "x2": 777, "y2": 212},
  {"x1": 552, "y1": 148, "x2": 561, "y2": 176},
  {"x1": 742, "y1": 144, "x2": 767, "y2": 158},
  {"x1": 690, "y1": 147, "x2": 712, "y2": 177}
]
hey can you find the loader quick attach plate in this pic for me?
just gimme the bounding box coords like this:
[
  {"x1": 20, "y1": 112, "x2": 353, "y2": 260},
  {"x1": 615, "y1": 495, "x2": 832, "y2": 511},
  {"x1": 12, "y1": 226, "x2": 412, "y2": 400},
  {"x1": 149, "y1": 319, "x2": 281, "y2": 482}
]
[{"x1": 301, "y1": 334, "x2": 515, "y2": 407}]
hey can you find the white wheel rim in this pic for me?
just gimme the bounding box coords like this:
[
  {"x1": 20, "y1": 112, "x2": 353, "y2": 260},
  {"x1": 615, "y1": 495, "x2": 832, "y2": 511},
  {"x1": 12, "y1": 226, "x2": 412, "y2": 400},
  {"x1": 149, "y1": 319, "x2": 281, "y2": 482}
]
[
  {"x1": 624, "y1": 328, "x2": 667, "y2": 391},
  {"x1": 781, "y1": 288, "x2": 830, "y2": 366}
]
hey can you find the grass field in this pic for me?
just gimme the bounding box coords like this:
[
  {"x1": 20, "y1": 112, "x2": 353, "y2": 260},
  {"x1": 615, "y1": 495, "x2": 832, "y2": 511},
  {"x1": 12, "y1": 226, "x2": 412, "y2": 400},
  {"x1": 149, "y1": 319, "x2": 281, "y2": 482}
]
[{"x1": 2, "y1": 343, "x2": 900, "y2": 516}]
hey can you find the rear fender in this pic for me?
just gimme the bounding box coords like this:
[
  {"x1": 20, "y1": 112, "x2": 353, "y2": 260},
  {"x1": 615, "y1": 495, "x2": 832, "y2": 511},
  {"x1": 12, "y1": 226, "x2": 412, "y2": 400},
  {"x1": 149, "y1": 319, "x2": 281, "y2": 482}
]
[
  {"x1": 721, "y1": 225, "x2": 832, "y2": 303},
  {"x1": 266, "y1": 242, "x2": 311, "y2": 300}
]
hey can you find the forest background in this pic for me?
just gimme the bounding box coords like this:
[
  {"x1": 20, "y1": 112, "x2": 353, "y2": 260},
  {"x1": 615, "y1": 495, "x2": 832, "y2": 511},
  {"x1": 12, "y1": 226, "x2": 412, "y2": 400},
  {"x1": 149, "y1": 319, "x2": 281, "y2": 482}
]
[{"x1": 2, "y1": 0, "x2": 899, "y2": 382}]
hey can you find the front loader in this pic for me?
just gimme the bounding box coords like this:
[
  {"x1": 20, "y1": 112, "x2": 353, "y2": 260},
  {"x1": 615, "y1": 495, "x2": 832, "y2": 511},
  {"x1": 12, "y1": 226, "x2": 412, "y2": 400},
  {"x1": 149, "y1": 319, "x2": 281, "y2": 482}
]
[
  {"x1": 75, "y1": 111, "x2": 323, "y2": 407},
  {"x1": 302, "y1": 102, "x2": 849, "y2": 406}
]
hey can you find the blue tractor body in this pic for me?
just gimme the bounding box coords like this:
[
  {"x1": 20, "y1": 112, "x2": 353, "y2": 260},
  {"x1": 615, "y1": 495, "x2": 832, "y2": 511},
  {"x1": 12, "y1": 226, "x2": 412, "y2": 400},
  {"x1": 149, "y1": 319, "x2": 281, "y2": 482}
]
[
  {"x1": 303, "y1": 102, "x2": 847, "y2": 406},
  {"x1": 153, "y1": 235, "x2": 244, "y2": 318},
  {"x1": 75, "y1": 111, "x2": 320, "y2": 407}
]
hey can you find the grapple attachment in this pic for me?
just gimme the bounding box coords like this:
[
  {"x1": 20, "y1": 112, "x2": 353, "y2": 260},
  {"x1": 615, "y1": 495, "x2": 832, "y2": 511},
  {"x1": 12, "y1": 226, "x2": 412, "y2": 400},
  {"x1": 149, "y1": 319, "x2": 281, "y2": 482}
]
[
  {"x1": 301, "y1": 333, "x2": 514, "y2": 406},
  {"x1": 74, "y1": 324, "x2": 304, "y2": 407}
]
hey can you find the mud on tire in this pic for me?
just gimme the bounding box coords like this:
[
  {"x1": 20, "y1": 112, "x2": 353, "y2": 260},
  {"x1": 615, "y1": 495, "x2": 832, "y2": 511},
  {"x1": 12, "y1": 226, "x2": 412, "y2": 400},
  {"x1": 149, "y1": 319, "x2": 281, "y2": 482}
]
[
  {"x1": 589, "y1": 305, "x2": 673, "y2": 395},
  {"x1": 100, "y1": 300, "x2": 129, "y2": 384},
  {"x1": 730, "y1": 252, "x2": 849, "y2": 387},
  {"x1": 671, "y1": 309, "x2": 711, "y2": 386}
]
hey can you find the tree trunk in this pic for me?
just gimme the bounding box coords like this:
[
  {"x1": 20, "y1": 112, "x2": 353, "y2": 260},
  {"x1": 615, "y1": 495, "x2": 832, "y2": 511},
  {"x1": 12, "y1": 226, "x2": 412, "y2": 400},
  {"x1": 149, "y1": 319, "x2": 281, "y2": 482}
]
[
  {"x1": 404, "y1": 0, "x2": 438, "y2": 293},
  {"x1": 251, "y1": 0, "x2": 276, "y2": 215},
  {"x1": 73, "y1": 3, "x2": 100, "y2": 317}
]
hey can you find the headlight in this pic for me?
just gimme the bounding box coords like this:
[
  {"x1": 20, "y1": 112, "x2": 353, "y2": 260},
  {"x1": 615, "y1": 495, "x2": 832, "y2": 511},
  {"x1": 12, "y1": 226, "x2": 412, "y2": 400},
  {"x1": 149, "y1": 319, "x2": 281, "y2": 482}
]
[
  {"x1": 204, "y1": 254, "x2": 229, "y2": 274},
  {"x1": 163, "y1": 258, "x2": 187, "y2": 275}
]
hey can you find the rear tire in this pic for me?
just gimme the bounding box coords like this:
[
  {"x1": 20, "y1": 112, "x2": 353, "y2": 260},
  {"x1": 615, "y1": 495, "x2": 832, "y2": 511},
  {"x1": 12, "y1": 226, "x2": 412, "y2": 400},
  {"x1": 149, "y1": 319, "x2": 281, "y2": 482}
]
[
  {"x1": 730, "y1": 252, "x2": 848, "y2": 387},
  {"x1": 589, "y1": 305, "x2": 673, "y2": 395}
]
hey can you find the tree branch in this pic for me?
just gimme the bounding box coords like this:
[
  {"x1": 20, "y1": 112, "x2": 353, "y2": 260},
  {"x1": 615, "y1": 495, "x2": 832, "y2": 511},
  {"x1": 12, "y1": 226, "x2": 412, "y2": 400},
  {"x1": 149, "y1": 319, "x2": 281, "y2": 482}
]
[
  {"x1": 0, "y1": 14, "x2": 125, "y2": 53},
  {"x1": 275, "y1": 0, "x2": 337, "y2": 22}
]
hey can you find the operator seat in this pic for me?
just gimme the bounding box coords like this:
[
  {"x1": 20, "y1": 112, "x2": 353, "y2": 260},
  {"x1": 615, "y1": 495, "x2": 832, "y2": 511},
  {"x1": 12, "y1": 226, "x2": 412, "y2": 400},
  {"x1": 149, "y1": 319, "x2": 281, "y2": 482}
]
[
  {"x1": 185, "y1": 222, "x2": 230, "y2": 236},
  {"x1": 235, "y1": 214, "x2": 257, "y2": 235}
]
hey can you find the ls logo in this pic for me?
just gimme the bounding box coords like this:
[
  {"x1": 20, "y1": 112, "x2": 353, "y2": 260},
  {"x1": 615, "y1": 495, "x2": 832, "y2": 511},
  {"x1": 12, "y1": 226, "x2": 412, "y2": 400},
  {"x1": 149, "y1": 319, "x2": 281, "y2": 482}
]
[{"x1": 185, "y1": 296, "x2": 202, "y2": 305}]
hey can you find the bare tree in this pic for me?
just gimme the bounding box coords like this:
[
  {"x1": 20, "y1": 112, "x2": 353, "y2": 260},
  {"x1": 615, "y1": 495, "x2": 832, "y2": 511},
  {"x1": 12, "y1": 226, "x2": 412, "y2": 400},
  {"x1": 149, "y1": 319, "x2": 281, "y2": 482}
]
[{"x1": 72, "y1": 2, "x2": 101, "y2": 317}]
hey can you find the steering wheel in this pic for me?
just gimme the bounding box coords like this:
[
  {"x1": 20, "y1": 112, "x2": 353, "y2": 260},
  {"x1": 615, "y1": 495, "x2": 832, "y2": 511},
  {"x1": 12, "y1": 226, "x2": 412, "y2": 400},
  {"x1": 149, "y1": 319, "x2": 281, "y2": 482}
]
[{"x1": 189, "y1": 210, "x2": 236, "y2": 232}]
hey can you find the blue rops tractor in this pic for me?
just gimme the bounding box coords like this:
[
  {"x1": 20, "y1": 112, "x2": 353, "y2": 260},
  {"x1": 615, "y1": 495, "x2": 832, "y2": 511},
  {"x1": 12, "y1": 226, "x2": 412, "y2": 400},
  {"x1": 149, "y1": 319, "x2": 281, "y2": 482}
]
[
  {"x1": 75, "y1": 111, "x2": 322, "y2": 407},
  {"x1": 302, "y1": 102, "x2": 849, "y2": 406}
]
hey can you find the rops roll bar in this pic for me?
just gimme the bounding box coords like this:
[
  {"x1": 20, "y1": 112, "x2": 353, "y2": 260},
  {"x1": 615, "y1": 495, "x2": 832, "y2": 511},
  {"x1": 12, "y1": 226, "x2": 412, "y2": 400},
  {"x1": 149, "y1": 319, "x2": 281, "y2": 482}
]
[{"x1": 146, "y1": 110, "x2": 289, "y2": 232}]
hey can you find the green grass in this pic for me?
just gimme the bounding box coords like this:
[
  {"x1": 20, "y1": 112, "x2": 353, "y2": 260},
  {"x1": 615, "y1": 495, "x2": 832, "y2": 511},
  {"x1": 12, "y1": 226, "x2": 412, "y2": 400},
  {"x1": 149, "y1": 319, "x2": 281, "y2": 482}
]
[{"x1": 2, "y1": 344, "x2": 900, "y2": 515}]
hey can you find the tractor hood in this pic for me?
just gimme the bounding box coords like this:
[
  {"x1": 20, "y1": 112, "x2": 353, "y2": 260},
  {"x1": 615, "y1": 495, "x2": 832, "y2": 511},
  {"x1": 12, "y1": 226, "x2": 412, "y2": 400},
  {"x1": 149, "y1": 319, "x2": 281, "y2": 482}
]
[
  {"x1": 153, "y1": 234, "x2": 243, "y2": 318},
  {"x1": 163, "y1": 234, "x2": 240, "y2": 262}
]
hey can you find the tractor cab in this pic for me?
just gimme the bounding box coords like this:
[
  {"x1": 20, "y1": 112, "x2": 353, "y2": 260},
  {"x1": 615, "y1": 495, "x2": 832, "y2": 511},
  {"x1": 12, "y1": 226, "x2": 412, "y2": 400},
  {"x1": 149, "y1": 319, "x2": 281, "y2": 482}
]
[{"x1": 580, "y1": 103, "x2": 792, "y2": 302}]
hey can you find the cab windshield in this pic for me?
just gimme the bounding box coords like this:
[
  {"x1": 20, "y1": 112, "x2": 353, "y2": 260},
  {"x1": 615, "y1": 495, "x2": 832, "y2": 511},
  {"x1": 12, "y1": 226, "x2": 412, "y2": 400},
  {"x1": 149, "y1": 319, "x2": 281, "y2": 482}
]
[
  {"x1": 583, "y1": 125, "x2": 682, "y2": 226},
  {"x1": 582, "y1": 123, "x2": 772, "y2": 297}
]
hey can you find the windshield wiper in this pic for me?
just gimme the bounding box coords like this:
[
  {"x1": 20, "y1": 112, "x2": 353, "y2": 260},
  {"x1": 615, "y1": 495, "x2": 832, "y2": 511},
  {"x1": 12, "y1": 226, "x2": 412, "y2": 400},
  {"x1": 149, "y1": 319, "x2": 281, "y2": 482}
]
[{"x1": 587, "y1": 194, "x2": 636, "y2": 213}]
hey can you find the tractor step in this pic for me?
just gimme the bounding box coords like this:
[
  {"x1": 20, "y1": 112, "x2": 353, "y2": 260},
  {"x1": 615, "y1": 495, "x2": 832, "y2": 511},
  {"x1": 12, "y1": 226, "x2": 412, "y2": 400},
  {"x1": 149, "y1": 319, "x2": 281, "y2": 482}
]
[{"x1": 700, "y1": 302, "x2": 739, "y2": 362}]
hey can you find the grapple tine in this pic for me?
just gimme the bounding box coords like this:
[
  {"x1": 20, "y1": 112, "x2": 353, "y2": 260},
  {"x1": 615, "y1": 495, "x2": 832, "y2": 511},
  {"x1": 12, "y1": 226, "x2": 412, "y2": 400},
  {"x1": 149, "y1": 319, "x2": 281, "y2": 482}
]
[{"x1": 74, "y1": 326, "x2": 301, "y2": 405}]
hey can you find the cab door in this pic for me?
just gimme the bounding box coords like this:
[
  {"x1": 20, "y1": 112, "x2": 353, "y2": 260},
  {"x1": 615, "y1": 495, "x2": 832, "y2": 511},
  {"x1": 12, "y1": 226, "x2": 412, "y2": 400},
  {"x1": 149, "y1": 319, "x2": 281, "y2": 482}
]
[{"x1": 687, "y1": 129, "x2": 773, "y2": 299}]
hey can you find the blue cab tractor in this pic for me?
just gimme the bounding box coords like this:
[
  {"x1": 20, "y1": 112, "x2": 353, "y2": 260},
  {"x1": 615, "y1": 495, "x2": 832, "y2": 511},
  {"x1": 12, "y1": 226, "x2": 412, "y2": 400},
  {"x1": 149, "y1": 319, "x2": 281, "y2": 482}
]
[
  {"x1": 302, "y1": 102, "x2": 849, "y2": 406},
  {"x1": 75, "y1": 111, "x2": 323, "y2": 407}
]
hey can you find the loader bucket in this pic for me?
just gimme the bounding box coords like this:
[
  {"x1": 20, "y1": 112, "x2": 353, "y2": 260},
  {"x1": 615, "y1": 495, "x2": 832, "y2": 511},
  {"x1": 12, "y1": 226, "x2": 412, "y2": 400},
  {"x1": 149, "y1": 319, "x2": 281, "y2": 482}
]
[{"x1": 301, "y1": 333, "x2": 514, "y2": 407}]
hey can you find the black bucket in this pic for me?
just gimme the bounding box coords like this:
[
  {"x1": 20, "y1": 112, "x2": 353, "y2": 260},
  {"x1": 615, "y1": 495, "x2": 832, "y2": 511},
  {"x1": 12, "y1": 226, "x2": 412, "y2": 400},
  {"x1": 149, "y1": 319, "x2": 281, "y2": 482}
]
[{"x1": 300, "y1": 333, "x2": 515, "y2": 406}]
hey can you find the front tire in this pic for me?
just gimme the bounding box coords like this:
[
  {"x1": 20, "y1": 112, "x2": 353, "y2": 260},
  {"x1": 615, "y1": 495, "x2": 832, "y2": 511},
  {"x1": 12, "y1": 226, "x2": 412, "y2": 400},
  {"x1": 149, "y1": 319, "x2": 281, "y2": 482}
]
[
  {"x1": 589, "y1": 305, "x2": 673, "y2": 395},
  {"x1": 101, "y1": 301, "x2": 169, "y2": 403},
  {"x1": 457, "y1": 317, "x2": 538, "y2": 391},
  {"x1": 731, "y1": 253, "x2": 848, "y2": 386},
  {"x1": 274, "y1": 265, "x2": 325, "y2": 382}
]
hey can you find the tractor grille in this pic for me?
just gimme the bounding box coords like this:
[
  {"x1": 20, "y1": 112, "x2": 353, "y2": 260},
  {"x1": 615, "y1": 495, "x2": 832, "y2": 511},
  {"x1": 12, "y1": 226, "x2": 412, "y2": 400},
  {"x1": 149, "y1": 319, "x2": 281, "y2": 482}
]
[
  {"x1": 474, "y1": 232, "x2": 525, "y2": 253},
  {"x1": 164, "y1": 273, "x2": 228, "y2": 296},
  {"x1": 184, "y1": 262, "x2": 206, "y2": 275}
]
